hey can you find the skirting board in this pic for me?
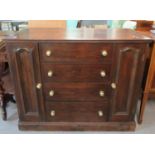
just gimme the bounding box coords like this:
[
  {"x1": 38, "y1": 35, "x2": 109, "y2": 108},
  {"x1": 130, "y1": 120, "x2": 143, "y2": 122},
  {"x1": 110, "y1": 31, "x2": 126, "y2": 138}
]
[{"x1": 19, "y1": 121, "x2": 136, "y2": 131}]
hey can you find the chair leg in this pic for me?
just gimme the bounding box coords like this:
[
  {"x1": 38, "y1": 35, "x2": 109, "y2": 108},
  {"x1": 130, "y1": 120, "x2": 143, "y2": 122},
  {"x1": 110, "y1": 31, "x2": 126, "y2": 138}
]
[
  {"x1": 138, "y1": 92, "x2": 149, "y2": 124},
  {"x1": 0, "y1": 93, "x2": 16, "y2": 121},
  {"x1": 0, "y1": 79, "x2": 7, "y2": 120},
  {"x1": 0, "y1": 95, "x2": 6, "y2": 120},
  {"x1": 2, "y1": 101, "x2": 7, "y2": 121}
]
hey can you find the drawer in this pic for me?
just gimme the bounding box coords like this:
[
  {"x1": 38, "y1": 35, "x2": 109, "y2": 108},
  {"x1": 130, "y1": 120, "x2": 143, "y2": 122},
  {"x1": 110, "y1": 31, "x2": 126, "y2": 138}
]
[
  {"x1": 41, "y1": 63, "x2": 111, "y2": 82},
  {"x1": 46, "y1": 102, "x2": 108, "y2": 122},
  {"x1": 43, "y1": 83, "x2": 111, "y2": 102},
  {"x1": 39, "y1": 42, "x2": 113, "y2": 63}
]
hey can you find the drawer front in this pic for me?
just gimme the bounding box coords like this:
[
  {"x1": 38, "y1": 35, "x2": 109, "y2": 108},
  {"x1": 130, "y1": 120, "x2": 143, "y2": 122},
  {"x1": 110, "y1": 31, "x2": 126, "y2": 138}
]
[
  {"x1": 41, "y1": 63, "x2": 111, "y2": 82},
  {"x1": 43, "y1": 83, "x2": 110, "y2": 102},
  {"x1": 39, "y1": 42, "x2": 113, "y2": 63},
  {"x1": 46, "y1": 102, "x2": 108, "y2": 122}
]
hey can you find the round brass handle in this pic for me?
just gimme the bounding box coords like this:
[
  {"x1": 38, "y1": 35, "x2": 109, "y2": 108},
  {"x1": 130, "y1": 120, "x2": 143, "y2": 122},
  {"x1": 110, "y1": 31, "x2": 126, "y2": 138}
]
[
  {"x1": 99, "y1": 90, "x2": 104, "y2": 97},
  {"x1": 100, "y1": 70, "x2": 106, "y2": 77},
  {"x1": 48, "y1": 70, "x2": 53, "y2": 77},
  {"x1": 50, "y1": 110, "x2": 55, "y2": 116},
  {"x1": 49, "y1": 90, "x2": 54, "y2": 96},
  {"x1": 98, "y1": 110, "x2": 103, "y2": 117},
  {"x1": 46, "y1": 50, "x2": 52, "y2": 56},
  {"x1": 111, "y1": 83, "x2": 116, "y2": 89},
  {"x1": 101, "y1": 50, "x2": 108, "y2": 57},
  {"x1": 36, "y1": 83, "x2": 42, "y2": 89}
]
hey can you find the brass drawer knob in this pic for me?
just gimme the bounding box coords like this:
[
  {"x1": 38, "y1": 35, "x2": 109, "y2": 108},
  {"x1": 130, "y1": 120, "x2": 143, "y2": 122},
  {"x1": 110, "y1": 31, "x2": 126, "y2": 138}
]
[
  {"x1": 100, "y1": 70, "x2": 106, "y2": 77},
  {"x1": 49, "y1": 90, "x2": 54, "y2": 96},
  {"x1": 101, "y1": 50, "x2": 108, "y2": 56},
  {"x1": 50, "y1": 110, "x2": 55, "y2": 116},
  {"x1": 36, "y1": 83, "x2": 42, "y2": 89},
  {"x1": 98, "y1": 110, "x2": 103, "y2": 117},
  {"x1": 99, "y1": 90, "x2": 104, "y2": 97},
  {"x1": 111, "y1": 83, "x2": 116, "y2": 89},
  {"x1": 46, "y1": 50, "x2": 52, "y2": 56},
  {"x1": 48, "y1": 70, "x2": 53, "y2": 77}
]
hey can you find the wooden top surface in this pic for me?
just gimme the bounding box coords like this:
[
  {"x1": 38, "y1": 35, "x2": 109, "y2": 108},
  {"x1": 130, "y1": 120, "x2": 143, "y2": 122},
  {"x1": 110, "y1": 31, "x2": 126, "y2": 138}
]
[
  {"x1": 137, "y1": 31, "x2": 155, "y2": 41},
  {"x1": 0, "y1": 31, "x2": 16, "y2": 44},
  {"x1": 4, "y1": 28, "x2": 152, "y2": 42}
]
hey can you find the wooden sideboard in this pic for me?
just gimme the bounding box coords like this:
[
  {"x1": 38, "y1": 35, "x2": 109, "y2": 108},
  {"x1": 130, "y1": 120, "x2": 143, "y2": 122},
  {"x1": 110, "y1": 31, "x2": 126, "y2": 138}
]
[
  {"x1": 5, "y1": 28, "x2": 152, "y2": 131},
  {"x1": 138, "y1": 31, "x2": 155, "y2": 123}
]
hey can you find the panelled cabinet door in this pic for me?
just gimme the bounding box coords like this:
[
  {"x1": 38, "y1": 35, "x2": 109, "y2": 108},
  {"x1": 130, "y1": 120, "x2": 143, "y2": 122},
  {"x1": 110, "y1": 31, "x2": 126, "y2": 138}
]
[
  {"x1": 7, "y1": 42, "x2": 44, "y2": 122},
  {"x1": 109, "y1": 44, "x2": 147, "y2": 121}
]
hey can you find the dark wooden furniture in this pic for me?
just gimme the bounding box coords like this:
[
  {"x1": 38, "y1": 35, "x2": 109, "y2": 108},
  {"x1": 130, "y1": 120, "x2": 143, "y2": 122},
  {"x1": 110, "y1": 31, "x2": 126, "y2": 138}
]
[
  {"x1": 133, "y1": 20, "x2": 154, "y2": 31},
  {"x1": 0, "y1": 40, "x2": 7, "y2": 120},
  {"x1": 0, "y1": 32, "x2": 16, "y2": 120},
  {"x1": 5, "y1": 28, "x2": 152, "y2": 131},
  {"x1": 138, "y1": 31, "x2": 155, "y2": 123}
]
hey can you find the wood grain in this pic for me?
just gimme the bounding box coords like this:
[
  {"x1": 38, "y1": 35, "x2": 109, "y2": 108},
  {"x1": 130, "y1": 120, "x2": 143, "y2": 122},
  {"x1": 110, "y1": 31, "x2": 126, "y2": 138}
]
[
  {"x1": 39, "y1": 42, "x2": 113, "y2": 63},
  {"x1": 5, "y1": 29, "x2": 152, "y2": 131},
  {"x1": 41, "y1": 63, "x2": 111, "y2": 82},
  {"x1": 5, "y1": 28, "x2": 152, "y2": 41}
]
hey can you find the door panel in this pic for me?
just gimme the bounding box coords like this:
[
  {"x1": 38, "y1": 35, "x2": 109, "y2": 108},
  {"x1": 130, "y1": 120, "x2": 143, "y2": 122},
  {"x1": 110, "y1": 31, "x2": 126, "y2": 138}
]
[
  {"x1": 7, "y1": 42, "x2": 44, "y2": 121},
  {"x1": 110, "y1": 44, "x2": 146, "y2": 121}
]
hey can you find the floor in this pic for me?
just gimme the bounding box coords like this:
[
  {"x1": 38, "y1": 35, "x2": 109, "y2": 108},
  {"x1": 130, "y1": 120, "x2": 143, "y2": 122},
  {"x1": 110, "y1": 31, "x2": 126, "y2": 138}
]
[{"x1": 0, "y1": 100, "x2": 155, "y2": 134}]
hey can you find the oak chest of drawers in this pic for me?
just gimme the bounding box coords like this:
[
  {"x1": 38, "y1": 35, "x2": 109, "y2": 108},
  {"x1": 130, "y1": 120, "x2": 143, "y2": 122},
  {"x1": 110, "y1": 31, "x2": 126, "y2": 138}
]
[{"x1": 5, "y1": 29, "x2": 152, "y2": 131}]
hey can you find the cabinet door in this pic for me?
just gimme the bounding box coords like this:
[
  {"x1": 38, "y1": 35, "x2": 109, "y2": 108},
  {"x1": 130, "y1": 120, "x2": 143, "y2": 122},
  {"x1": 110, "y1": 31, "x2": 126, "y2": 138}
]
[
  {"x1": 109, "y1": 44, "x2": 147, "y2": 121},
  {"x1": 6, "y1": 42, "x2": 44, "y2": 122}
]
